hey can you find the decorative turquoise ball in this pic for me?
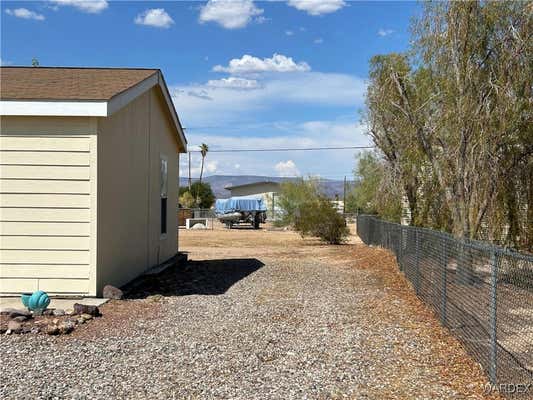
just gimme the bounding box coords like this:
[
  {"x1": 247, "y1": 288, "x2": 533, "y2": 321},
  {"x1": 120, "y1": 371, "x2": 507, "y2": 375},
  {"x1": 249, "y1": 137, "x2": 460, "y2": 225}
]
[
  {"x1": 27, "y1": 290, "x2": 50, "y2": 311},
  {"x1": 21, "y1": 293, "x2": 32, "y2": 308}
]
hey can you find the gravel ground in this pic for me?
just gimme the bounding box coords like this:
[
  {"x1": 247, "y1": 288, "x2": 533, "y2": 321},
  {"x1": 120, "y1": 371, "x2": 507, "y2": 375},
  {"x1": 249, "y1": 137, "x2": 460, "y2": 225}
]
[{"x1": 0, "y1": 225, "x2": 500, "y2": 399}]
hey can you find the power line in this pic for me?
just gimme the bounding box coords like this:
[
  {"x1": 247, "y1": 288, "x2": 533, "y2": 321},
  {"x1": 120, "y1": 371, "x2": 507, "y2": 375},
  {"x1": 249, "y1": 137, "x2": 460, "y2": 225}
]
[{"x1": 187, "y1": 145, "x2": 374, "y2": 153}]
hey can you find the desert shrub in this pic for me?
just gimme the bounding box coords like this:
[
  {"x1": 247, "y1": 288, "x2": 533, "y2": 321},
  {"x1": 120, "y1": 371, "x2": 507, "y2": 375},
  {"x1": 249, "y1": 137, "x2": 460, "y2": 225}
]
[
  {"x1": 276, "y1": 179, "x2": 320, "y2": 227},
  {"x1": 179, "y1": 191, "x2": 195, "y2": 208},
  {"x1": 294, "y1": 197, "x2": 349, "y2": 244}
]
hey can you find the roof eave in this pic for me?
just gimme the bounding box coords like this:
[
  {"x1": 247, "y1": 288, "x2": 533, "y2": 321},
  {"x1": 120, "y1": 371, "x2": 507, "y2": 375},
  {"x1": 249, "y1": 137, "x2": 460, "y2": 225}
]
[{"x1": 0, "y1": 70, "x2": 188, "y2": 153}]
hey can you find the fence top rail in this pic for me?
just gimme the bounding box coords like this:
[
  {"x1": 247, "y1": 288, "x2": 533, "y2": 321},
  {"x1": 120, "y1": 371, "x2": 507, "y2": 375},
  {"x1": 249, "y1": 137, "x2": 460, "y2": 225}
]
[{"x1": 357, "y1": 214, "x2": 533, "y2": 261}]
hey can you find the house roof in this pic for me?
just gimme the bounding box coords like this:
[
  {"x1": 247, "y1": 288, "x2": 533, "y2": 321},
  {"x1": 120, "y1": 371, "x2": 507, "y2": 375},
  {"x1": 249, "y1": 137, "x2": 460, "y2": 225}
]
[
  {"x1": 225, "y1": 181, "x2": 282, "y2": 191},
  {"x1": 0, "y1": 66, "x2": 187, "y2": 151},
  {"x1": 0, "y1": 67, "x2": 158, "y2": 101}
]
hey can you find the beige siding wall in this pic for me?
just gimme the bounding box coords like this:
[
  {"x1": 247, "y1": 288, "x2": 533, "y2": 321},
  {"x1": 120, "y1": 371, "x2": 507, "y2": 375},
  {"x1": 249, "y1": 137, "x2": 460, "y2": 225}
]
[
  {"x1": 96, "y1": 87, "x2": 179, "y2": 294},
  {"x1": 0, "y1": 117, "x2": 97, "y2": 296}
]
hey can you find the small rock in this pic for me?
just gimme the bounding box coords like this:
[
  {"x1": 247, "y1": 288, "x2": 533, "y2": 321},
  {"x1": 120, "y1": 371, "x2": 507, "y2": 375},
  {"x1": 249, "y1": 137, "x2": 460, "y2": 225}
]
[
  {"x1": 77, "y1": 317, "x2": 85, "y2": 324},
  {"x1": 12, "y1": 315, "x2": 28, "y2": 322},
  {"x1": 7, "y1": 320, "x2": 22, "y2": 333},
  {"x1": 53, "y1": 308, "x2": 66, "y2": 316},
  {"x1": 73, "y1": 303, "x2": 100, "y2": 317},
  {"x1": 5, "y1": 329, "x2": 12, "y2": 335},
  {"x1": 146, "y1": 294, "x2": 164, "y2": 303},
  {"x1": 103, "y1": 284, "x2": 124, "y2": 300},
  {"x1": 80, "y1": 313, "x2": 93, "y2": 321},
  {"x1": 30, "y1": 327, "x2": 40, "y2": 334},
  {"x1": 45, "y1": 325, "x2": 59, "y2": 335},
  {"x1": 22, "y1": 326, "x2": 33, "y2": 334},
  {"x1": 43, "y1": 309, "x2": 55, "y2": 316},
  {"x1": 52, "y1": 318, "x2": 59, "y2": 325},
  {"x1": 1, "y1": 308, "x2": 31, "y2": 318},
  {"x1": 58, "y1": 321, "x2": 75, "y2": 334}
]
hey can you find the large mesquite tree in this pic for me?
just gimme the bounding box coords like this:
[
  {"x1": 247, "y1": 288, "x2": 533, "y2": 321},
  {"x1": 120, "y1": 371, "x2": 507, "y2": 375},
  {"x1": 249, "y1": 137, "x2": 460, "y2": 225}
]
[{"x1": 365, "y1": 1, "x2": 532, "y2": 250}]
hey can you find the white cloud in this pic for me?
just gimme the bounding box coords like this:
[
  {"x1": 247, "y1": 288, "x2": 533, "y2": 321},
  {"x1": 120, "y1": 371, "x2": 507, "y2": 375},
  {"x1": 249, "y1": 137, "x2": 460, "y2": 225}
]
[
  {"x1": 50, "y1": 0, "x2": 108, "y2": 14},
  {"x1": 275, "y1": 160, "x2": 300, "y2": 177},
  {"x1": 314, "y1": 38, "x2": 323, "y2": 44},
  {"x1": 135, "y1": 9, "x2": 174, "y2": 28},
  {"x1": 287, "y1": 0, "x2": 346, "y2": 16},
  {"x1": 206, "y1": 77, "x2": 260, "y2": 89},
  {"x1": 199, "y1": 0, "x2": 263, "y2": 29},
  {"x1": 378, "y1": 29, "x2": 394, "y2": 37},
  {"x1": 285, "y1": 30, "x2": 294, "y2": 36},
  {"x1": 205, "y1": 160, "x2": 219, "y2": 174},
  {"x1": 5, "y1": 8, "x2": 45, "y2": 21},
  {"x1": 213, "y1": 54, "x2": 310, "y2": 75},
  {"x1": 171, "y1": 71, "x2": 366, "y2": 126}
]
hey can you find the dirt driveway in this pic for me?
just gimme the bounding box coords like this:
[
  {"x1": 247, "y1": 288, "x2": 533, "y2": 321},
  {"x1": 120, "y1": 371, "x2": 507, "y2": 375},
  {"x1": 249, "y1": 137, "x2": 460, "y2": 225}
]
[{"x1": 0, "y1": 225, "x2": 498, "y2": 399}]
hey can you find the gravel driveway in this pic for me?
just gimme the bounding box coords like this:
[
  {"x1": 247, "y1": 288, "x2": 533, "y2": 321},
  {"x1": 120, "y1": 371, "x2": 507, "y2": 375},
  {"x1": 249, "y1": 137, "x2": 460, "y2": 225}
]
[{"x1": 0, "y1": 226, "x2": 498, "y2": 399}]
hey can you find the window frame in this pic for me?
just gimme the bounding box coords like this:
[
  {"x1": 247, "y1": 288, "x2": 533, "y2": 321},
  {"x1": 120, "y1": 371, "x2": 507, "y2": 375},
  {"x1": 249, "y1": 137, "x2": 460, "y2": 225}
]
[{"x1": 159, "y1": 155, "x2": 168, "y2": 240}]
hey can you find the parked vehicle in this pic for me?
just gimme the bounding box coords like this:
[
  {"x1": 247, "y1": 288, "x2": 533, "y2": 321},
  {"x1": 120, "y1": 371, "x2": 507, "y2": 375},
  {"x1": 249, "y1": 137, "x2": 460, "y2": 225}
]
[{"x1": 215, "y1": 197, "x2": 267, "y2": 229}]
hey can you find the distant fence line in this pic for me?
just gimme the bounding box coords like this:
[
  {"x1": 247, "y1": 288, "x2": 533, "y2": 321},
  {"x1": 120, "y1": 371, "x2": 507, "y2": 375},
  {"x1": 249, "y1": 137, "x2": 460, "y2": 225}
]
[
  {"x1": 356, "y1": 215, "x2": 533, "y2": 389},
  {"x1": 177, "y1": 207, "x2": 286, "y2": 227},
  {"x1": 177, "y1": 208, "x2": 215, "y2": 229}
]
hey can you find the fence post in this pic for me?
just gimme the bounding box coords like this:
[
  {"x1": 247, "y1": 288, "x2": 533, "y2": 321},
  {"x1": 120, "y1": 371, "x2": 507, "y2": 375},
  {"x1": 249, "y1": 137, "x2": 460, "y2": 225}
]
[
  {"x1": 399, "y1": 227, "x2": 403, "y2": 272},
  {"x1": 441, "y1": 237, "x2": 447, "y2": 326},
  {"x1": 415, "y1": 229, "x2": 420, "y2": 296},
  {"x1": 489, "y1": 250, "x2": 499, "y2": 384}
]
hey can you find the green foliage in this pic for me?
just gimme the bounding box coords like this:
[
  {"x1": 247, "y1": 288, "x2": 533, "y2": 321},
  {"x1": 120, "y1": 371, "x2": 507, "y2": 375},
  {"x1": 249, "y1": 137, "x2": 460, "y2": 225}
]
[
  {"x1": 347, "y1": 152, "x2": 401, "y2": 222},
  {"x1": 364, "y1": 1, "x2": 532, "y2": 250},
  {"x1": 277, "y1": 179, "x2": 349, "y2": 244},
  {"x1": 178, "y1": 191, "x2": 195, "y2": 208},
  {"x1": 294, "y1": 197, "x2": 350, "y2": 244},
  {"x1": 276, "y1": 179, "x2": 320, "y2": 227},
  {"x1": 178, "y1": 181, "x2": 215, "y2": 209}
]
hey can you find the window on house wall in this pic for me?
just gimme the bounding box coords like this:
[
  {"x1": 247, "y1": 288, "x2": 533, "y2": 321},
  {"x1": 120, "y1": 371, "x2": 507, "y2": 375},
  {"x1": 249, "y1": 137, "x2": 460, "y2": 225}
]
[
  {"x1": 161, "y1": 198, "x2": 167, "y2": 235},
  {"x1": 160, "y1": 156, "x2": 168, "y2": 236}
]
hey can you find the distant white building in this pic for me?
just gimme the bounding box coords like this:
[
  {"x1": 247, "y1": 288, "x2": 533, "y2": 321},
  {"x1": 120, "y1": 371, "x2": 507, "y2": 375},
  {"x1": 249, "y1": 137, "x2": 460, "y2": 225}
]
[{"x1": 225, "y1": 181, "x2": 281, "y2": 218}]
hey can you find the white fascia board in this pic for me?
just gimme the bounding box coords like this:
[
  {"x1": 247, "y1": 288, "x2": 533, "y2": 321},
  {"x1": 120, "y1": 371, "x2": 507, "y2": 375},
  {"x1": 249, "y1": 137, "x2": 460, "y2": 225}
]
[
  {"x1": 107, "y1": 73, "x2": 159, "y2": 116},
  {"x1": 0, "y1": 100, "x2": 107, "y2": 116}
]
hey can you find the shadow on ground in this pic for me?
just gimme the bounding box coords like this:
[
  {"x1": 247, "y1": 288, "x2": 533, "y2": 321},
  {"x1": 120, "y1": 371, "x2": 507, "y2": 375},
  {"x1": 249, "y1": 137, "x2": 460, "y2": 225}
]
[{"x1": 125, "y1": 258, "x2": 264, "y2": 299}]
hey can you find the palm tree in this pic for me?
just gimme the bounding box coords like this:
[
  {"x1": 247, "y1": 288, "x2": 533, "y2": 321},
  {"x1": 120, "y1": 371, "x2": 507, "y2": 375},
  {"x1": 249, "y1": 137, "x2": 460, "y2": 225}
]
[{"x1": 199, "y1": 143, "x2": 209, "y2": 183}]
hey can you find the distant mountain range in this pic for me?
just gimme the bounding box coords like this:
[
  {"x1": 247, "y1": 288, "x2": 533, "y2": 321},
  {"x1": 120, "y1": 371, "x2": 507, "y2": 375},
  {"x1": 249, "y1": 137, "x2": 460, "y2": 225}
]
[{"x1": 179, "y1": 175, "x2": 353, "y2": 199}]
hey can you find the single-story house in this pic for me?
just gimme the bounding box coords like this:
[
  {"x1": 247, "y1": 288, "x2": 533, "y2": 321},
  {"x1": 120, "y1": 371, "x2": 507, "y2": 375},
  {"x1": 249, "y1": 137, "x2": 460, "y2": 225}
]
[{"x1": 0, "y1": 66, "x2": 187, "y2": 296}]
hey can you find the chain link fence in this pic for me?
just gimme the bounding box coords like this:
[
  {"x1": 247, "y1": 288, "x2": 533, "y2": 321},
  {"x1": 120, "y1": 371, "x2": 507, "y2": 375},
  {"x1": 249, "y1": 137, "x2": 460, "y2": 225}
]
[{"x1": 357, "y1": 215, "x2": 533, "y2": 389}]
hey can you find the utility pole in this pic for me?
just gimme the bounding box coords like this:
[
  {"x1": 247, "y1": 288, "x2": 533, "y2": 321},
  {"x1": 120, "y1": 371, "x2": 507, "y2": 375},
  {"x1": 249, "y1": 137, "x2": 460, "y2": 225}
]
[{"x1": 343, "y1": 176, "x2": 346, "y2": 214}]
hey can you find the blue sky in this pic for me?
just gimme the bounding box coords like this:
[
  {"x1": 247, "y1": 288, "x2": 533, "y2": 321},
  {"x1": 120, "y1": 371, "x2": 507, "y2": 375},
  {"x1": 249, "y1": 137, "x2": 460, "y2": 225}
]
[{"x1": 1, "y1": 0, "x2": 419, "y2": 179}]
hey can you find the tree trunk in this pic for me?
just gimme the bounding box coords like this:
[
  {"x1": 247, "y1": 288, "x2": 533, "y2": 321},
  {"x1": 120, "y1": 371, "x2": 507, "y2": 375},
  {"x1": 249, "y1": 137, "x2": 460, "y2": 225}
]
[{"x1": 199, "y1": 156, "x2": 205, "y2": 183}]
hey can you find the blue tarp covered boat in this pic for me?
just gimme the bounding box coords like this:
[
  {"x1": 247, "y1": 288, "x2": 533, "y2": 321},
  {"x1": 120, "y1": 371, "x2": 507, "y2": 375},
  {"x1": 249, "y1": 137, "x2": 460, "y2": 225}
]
[
  {"x1": 215, "y1": 196, "x2": 267, "y2": 228},
  {"x1": 215, "y1": 197, "x2": 267, "y2": 214}
]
